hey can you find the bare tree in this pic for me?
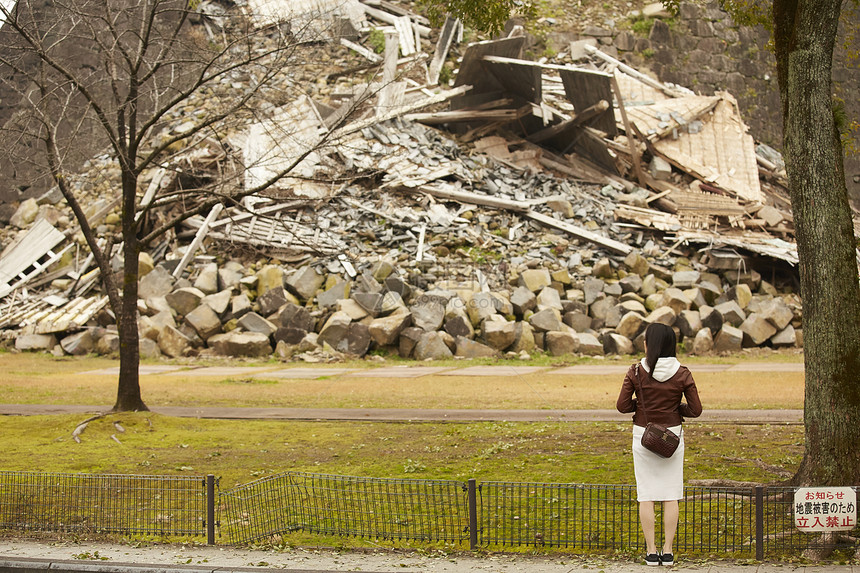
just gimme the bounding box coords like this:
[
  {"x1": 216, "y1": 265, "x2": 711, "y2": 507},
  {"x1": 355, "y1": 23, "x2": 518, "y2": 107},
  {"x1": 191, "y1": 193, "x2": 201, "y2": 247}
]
[{"x1": 0, "y1": 0, "x2": 377, "y2": 410}]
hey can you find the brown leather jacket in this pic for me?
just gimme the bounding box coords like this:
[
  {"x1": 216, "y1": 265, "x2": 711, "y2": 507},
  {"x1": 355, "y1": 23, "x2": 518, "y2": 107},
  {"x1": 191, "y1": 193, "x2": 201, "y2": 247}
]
[{"x1": 616, "y1": 362, "x2": 702, "y2": 427}]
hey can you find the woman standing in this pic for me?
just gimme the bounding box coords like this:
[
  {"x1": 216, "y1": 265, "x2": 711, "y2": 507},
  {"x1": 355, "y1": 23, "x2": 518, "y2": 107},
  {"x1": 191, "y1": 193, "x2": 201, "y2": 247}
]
[{"x1": 616, "y1": 323, "x2": 702, "y2": 566}]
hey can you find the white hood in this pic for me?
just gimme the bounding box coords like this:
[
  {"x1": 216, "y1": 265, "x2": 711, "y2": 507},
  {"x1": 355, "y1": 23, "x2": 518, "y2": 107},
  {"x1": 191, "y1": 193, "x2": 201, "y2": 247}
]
[{"x1": 640, "y1": 356, "x2": 681, "y2": 382}]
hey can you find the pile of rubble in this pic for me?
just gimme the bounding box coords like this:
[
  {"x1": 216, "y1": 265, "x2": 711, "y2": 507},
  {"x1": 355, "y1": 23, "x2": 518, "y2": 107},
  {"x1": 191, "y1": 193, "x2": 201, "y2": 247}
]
[{"x1": 1, "y1": 0, "x2": 823, "y2": 361}]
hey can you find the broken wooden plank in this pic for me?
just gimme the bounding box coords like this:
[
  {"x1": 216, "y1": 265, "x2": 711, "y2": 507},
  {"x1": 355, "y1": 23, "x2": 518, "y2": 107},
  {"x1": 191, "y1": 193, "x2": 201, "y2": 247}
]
[
  {"x1": 584, "y1": 44, "x2": 687, "y2": 98},
  {"x1": 404, "y1": 108, "x2": 523, "y2": 125},
  {"x1": 525, "y1": 210, "x2": 632, "y2": 255},
  {"x1": 451, "y1": 36, "x2": 525, "y2": 109},
  {"x1": 557, "y1": 67, "x2": 617, "y2": 138},
  {"x1": 361, "y1": 2, "x2": 431, "y2": 36},
  {"x1": 526, "y1": 99, "x2": 609, "y2": 144},
  {"x1": 610, "y1": 75, "x2": 646, "y2": 188},
  {"x1": 0, "y1": 220, "x2": 70, "y2": 299},
  {"x1": 427, "y1": 16, "x2": 459, "y2": 85},
  {"x1": 172, "y1": 204, "x2": 223, "y2": 279},
  {"x1": 340, "y1": 37, "x2": 382, "y2": 63}
]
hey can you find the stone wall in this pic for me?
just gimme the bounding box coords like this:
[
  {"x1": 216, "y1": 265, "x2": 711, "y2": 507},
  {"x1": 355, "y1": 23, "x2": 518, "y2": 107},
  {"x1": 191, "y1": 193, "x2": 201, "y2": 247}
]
[{"x1": 579, "y1": 1, "x2": 860, "y2": 205}]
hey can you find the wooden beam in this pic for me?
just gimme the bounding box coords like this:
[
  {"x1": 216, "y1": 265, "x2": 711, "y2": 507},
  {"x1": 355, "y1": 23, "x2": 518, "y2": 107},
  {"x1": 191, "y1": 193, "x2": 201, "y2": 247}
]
[
  {"x1": 610, "y1": 75, "x2": 646, "y2": 188},
  {"x1": 526, "y1": 99, "x2": 609, "y2": 143}
]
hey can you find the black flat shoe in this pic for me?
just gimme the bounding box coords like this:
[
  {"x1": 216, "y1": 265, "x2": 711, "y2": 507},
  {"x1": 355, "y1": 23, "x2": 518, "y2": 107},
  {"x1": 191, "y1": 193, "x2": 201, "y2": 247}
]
[
  {"x1": 661, "y1": 553, "x2": 674, "y2": 566},
  {"x1": 644, "y1": 553, "x2": 661, "y2": 566}
]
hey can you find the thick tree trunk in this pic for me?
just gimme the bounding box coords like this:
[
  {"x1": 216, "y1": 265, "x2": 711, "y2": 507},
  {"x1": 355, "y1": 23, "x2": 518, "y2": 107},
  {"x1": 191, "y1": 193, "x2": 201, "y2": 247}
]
[
  {"x1": 112, "y1": 168, "x2": 148, "y2": 412},
  {"x1": 774, "y1": 0, "x2": 860, "y2": 485}
]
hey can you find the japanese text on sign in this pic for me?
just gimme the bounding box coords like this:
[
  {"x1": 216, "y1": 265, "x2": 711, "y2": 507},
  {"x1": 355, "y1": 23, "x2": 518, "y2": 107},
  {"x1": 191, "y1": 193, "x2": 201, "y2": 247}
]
[{"x1": 794, "y1": 487, "x2": 857, "y2": 532}]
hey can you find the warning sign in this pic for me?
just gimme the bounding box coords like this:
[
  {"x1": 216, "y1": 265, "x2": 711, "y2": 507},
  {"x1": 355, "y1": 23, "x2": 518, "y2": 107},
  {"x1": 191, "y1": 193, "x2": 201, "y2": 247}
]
[{"x1": 794, "y1": 487, "x2": 857, "y2": 532}]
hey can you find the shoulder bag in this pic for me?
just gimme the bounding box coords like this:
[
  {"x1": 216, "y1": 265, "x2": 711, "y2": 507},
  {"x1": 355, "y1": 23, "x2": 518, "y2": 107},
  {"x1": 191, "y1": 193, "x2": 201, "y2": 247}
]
[{"x1": 634, "y1": 363, "x2": 680, "y2": 458}]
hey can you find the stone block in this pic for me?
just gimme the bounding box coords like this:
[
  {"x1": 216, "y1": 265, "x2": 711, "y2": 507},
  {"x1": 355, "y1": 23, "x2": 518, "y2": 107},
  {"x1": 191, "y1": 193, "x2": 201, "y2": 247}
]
[
  {"x1": 285, "y1": 265, "x2": 324, "y2": 301},
  {"x1": 529, "y1": 308, "x2": 564, "y2": 332},
  {"x1": 15, "y1": 333, "x2": 58, "y2": 351},
  {"x1": 739, "y1": 313, "x2": 777, "y2": 346},
  {"x1": 603, "y1": 333, "x2": 633, "y2": 355},
  {"x1": 193, "y1": 263, "x2": 219, "y2": 295},
  {"x1": 616, "y1": 311, "x2": 646, "y2": 339},
  {"x1": 518, "y1": 269, "x2": 551, "y2": 292},
  {"x1": 482, "y1": 320, "x2": 517, "y2": 351},
  {"x1": 536, "y1": 286, "x2": 563, "y2": 312},
  {"x1": 576, "y1": 332, "x2": 603, "y2": 356},
  {"x1": 414, "y1": 331, "x2": 454, "y2": 360},
  {"x1": 256, "y1": 265, "x2": 285, "y2": 296},
  {"x1": 645, "y1": 306, "x2": 676, "y2": 326},
  {"x1": 138, "y1": 266, "x2": 175, "y2": 300},
  {"x1": 690, "y1": 328, "x2": 713, "y2": 355},
  {"x1": 510, "y1": 322, "x2": 536, "y2": 353},
  {"x1": 661, "y1": 288, "x2": 692, "y2": 314},
  {"x1": 185, "y1": 303, "x2": 222, "y2": 341},
  {"x1": 165, "y1": 287, "x2": 205, "y2": 316},
  {"x1": 713, "y1": 324, "x2": 743, "y2": 353},
  {"x1": 676, "y1": 310, "x2": 702, "y2": 338},
  {"x1": 714, "y1": 300, "x2": 746, "y2": 326},
  {"x1": 370, "y1": 313, "x2": 413, "y2": 346},
  {"x1": 455, "y1": 337, "x2": 499, "y2": 358},
  {"x1": 208, "y1": 331, "x2": 272, "y2": 357},
  {"x1": 511, "y1": 285, "x2": 537, "y2": 316},
  {"x1": 237, "y1": 312, "x2": 277, "y2": 337},
  {"x1": 158, "y1": 324, "x2": 192, "y2": 358},
  {"x1": 545, "y1": 331, "x2": 580, "y2": 356}
]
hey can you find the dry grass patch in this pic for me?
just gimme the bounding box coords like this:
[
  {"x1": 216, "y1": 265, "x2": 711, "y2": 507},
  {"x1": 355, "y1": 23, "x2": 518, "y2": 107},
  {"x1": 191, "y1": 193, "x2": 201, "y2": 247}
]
[{"x1": 0, "y1": 351, "x2": 804, "y2": 410}]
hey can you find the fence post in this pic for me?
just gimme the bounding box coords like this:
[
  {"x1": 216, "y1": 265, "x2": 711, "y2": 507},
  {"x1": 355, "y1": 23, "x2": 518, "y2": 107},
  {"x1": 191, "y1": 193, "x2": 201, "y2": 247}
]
[
  {"x1": 468, "y1": 478, "x2": 478, "y2": 550},
  {"x1": 755, "y1": 485, "x2": 764, "y2": 561},
  {"x1": 207, "y1": 474, "x2": 216, "y2": 545}
]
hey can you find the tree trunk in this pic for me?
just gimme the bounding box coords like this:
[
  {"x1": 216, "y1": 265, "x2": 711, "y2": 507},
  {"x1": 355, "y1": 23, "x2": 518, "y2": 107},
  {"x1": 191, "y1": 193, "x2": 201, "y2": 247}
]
[
  {"x1": 112, "y1": 167, "x2": 148, "y2": 412},
  {"x1": 774, "y1": 0, "x2": 860, "y2": 485}
]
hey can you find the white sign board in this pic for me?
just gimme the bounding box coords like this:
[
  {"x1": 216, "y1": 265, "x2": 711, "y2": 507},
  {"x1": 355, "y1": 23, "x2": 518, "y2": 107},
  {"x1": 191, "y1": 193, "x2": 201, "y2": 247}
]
[{"x1": 794, "y1": 487, "x2": 857, "y2": 532}]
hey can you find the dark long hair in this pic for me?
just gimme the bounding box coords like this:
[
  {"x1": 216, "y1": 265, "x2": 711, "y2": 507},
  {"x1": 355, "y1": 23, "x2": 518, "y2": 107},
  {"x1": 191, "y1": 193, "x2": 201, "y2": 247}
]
[{"x1": 644, "y1": 323, "x2": 676, "y2": 376}]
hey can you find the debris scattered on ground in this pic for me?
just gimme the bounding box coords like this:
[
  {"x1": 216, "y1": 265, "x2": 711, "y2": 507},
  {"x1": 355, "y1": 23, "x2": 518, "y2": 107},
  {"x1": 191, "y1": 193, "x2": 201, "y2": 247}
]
[{"x1": 1, "y1": 0, "x2": 837, "y2": 361}]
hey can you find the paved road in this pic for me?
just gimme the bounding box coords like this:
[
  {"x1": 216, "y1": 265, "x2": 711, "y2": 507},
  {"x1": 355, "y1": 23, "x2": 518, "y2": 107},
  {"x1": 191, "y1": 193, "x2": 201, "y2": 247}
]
[{"x1": 0, "y1": 404, "x2": 803, "y2": 423}]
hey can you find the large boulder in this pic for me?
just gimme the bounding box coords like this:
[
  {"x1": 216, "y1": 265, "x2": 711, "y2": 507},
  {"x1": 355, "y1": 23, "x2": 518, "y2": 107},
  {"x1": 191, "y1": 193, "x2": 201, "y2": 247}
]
[
  {"x1": 202, "y1": 289, "x2": 232, "y2": 315},
  {"x1": 256, "y1": 265, "x2": 285, "y2": 296},
  {"x1": 165, "y1": 287, "x2": 205, "y2": 316},
  {"x1": 577, "y1": 332, "x2": 604, "y2": 356},
  {"x1": 536, "y1": 287, "x2": 563, "y2": 312},
  {"x1": 15, "y1": 333, "x2": 58, "y2": 351},
  {"x1": 603, "y1": 333, "x2": 633, "y2": 355},
  {"x1": 411, "y1": 300, "x2": 446, "y2": 331},
  {"x1": 713, "y1": 324, "x2": 743, "y2": 353},
  {"x1": 279, "y1": 303, "x2": 314, "y2": 332},
  {"x1": 616, "y1": 311, "x2": 646, "y2": 340},
  {"x1": 317, "y1": 281, "x2": 350, "y2": 309},
  {"x1": 510, "y1": 285, "x2": 537, "y2": 316},
  {"x1": 714, "y1": 300, "x2": 746, "y2": 327},
  {"x1": 482, "y1": 319, "x2": 516, "y2": 351},
  {"x1": 529, "y1": 308, "x2": 563, "y2": 332},
  {"x1": 739, "y1": 313, "x2": 777, "y2": 346},
  {"x1": 413, "y1": 331, "x2": 454, "y2": 360},
  {"x1": 286, "y1": 266, "x2": 325, "y2": 301},
  {"x1": 760, "y1": 297, "x2": 794, "y2": 330},
  {"x1": 518, "y1": 269, "x2": 551, "y2": 292},
  {"x1": 184, "y1": 304, "x2": 222, "y2": 341},
  {"x1": 545, "y1": 331, "x2": 580, "y2": 356},
  {"x1": 157, "y1": 324, "x2": 193, "y2": 358},
  {"x1": 661, "y1": 288, "x2": 692, "y2": 315},
  {"x1": 466, "y1": 292, "x2": 500, "y2": 326},
  {"x1": 676, "y1": 310, "x2": 702, "y2": 338},
  {"x1": 454, "y1": 337, "x2": 499, "y2": 358},
  {"x1": 444, "y1": 314, "x2": 474, "y2": 339},
  {"x1": 369, "y1": 312, "x2": 412, "y2": 346},
  {"x1": 193, "y1": 263, "x2": 219, "y2": 295},
  {"x1": 208, "y1": 331, "x2": 272, "y2": 357},
  {"x1": 257, "y1": 286, "x2": 288, "y2": 316},
  {"x1": 510, "y1": 322, "x2": 536, "y2": 353},
  {"x1": 690, "y1": 328, "x2": 714, "y2": 355},
  {"x1": 237, "y1": 312, "x2": 278, "y2": 337},
  {"x1": 138, "y1": 266, "x2": 175, "y2": 300}
]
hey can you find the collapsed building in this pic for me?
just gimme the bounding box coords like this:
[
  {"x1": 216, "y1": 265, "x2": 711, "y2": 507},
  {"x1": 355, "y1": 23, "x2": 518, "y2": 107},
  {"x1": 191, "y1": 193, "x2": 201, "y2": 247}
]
[{"x1": 0, "y1": 0, "x2": 849, "y2": 361}]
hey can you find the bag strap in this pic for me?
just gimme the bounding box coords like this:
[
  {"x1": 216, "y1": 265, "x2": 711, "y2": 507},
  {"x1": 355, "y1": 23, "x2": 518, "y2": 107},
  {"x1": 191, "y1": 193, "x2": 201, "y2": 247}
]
[{"x1": 633, "y1": 363, "x2": 652, "y2": 425}]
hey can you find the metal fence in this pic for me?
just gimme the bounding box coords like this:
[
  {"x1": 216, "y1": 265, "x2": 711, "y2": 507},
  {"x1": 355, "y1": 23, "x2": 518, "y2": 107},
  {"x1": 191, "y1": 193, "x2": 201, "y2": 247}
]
[
  {"x1": 1, "y1": 470, "x2": 857, "y2": 558},
  {"x1": 0, "y1": 471, "x2": 208, "y2": 537},
  {"x1": 219, "y1": 472, "x2": 467, "y2": 545}
]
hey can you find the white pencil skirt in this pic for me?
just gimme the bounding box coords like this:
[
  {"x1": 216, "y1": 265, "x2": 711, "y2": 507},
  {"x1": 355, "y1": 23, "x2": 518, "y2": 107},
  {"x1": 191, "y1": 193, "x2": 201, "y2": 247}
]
[{"x1": 631, "y1": 424, "x2": 685, "y2": 502}]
